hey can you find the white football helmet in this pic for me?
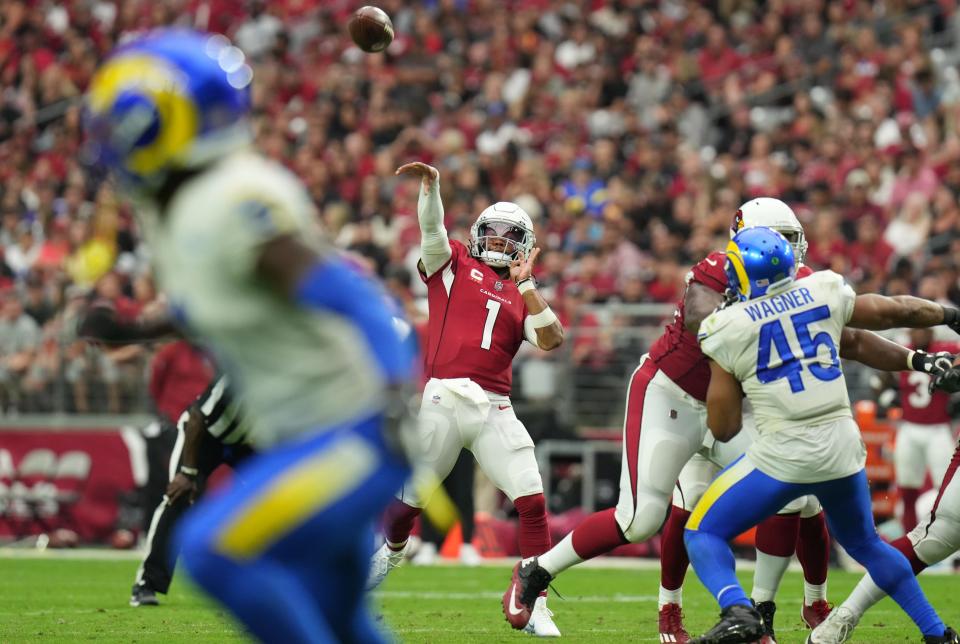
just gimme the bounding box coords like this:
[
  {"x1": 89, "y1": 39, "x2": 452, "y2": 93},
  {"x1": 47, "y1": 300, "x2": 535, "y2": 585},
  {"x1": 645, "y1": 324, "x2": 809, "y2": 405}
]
[
  {"x1": 732, "y1": 197, "x2": 808, "y2": 265},
  {"x1": 469, "y1": 202, "x2": 536, "y2": 268}
]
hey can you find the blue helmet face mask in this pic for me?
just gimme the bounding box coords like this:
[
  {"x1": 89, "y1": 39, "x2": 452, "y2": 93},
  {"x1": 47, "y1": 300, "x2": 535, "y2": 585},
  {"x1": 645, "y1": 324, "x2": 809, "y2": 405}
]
[
  {"x1": 84, "y1": 30, "x2": 253, "y2": 193},
  {"x1": 724, "y1": 227, "x2": 797, "y2": 302}
]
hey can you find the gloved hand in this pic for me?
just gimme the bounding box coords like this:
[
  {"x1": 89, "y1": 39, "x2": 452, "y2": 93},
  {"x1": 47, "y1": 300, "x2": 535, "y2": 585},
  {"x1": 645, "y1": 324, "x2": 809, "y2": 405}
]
[
  {"x1": 930, "y1": 367, "x2": 960, "y2": 394},
  {"x1": 911, "y1": 350, "x2": 956, "y2": 377}
]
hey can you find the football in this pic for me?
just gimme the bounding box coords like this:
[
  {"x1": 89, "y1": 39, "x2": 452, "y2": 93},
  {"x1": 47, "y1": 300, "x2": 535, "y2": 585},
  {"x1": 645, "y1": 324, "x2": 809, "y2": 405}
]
[{"x1": 348, "y1": 6, "x2": 394, "y2": 53}]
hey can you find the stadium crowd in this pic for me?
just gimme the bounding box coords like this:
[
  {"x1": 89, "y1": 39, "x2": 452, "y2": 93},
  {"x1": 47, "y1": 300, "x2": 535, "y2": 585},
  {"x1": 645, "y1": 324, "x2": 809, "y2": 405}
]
[{"x1": 1, "y1": 0, "x2": 960, "y2": 415}]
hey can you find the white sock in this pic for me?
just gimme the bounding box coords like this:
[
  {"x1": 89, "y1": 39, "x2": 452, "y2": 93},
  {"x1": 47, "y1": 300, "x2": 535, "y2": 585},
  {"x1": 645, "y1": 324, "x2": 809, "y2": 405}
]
[
  {"x1": 536, "y1": 533, "x2": 582, "y2": 576},
  {"x1": 751, "y1": 551, "x2": 790, "y2": 603},
  {"x1": 658, "y1": 585, "x2": 683, "y2": 609},
  {"x1": 804, "y1": 579, "x2": 828, "y2": 604},
  {"x1": 840, "y1": 573, "x2": 885, "y2": 620}
]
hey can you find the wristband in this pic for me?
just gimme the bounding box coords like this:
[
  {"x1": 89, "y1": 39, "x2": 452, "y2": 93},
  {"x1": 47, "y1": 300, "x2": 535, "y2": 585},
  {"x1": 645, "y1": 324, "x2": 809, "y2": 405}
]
[
  {"x1": 943, "y1": 306, "x2": 959, "y2": 326},
  {"x1": 180, "y1": 465, "x2": 199, "y2": 477},
  {"x1": 908, "y1": 350, "x2": 918, "y2": 371},
  {"x1": 528, "y1": 306, "x2": 558, "y2": 329},
  {"x1": 517, "y1": 278, "x2": 536, "y2": 294}
]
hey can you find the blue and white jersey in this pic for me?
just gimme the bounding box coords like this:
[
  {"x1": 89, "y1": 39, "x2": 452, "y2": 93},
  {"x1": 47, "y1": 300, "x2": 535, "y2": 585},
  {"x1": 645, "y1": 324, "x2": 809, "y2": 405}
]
[
  {"x1": 698, "y1": 270, "x2": 866, "y2": 482},
  {"x1": 147, "y1": 151, "x2": 386, "y2": 449}
]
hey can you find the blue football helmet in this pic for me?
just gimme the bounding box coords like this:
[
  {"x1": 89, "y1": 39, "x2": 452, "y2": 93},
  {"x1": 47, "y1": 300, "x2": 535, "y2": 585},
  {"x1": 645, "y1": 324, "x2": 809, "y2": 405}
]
[
  {"x1": 725, "y1": 227, "x2": 797, "y2": 301},
  {"x1": 84, "y1": 29, "x2": 253, "y2": 191}
]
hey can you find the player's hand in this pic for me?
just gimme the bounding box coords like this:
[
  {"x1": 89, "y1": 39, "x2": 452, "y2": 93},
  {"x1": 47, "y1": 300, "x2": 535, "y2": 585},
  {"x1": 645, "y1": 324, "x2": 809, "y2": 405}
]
[
  {"x1": 165, "y1": 473, "x2": 198, "y2": 506},
  {"x1": 395, "y1": 162, "x2": 439, "y2": 194},
  {"x1": 930, "y1": 354, "x2": 960, "y2": 394},
  {"x1": 913, "y1": 350, "x2": 955, "y2": 376},
  {"x1": 509, "y1": 247, "x2": 540, "y2": 284}
]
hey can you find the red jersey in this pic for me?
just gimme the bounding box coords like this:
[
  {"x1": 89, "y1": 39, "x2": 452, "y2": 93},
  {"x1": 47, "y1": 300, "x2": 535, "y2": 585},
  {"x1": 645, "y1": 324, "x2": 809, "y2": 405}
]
[
  {"x1": 648, "y1": 251, "x2": 812, "y2": 401},
  {"x1": 420, "y1": 240, "x2": 528, "y2": 395},
  {"x1": 899, "y1": 341, "x2": 960, "y2": 425},
  {"x1": 149, "y1": 341, "x2": 214, "y2": 423}
]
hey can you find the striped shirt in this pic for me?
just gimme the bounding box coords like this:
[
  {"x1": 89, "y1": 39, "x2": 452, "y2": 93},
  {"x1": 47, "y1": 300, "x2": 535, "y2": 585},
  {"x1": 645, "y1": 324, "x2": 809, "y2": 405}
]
[{"x1": 196, "y1": 374, "x2": 252, "y2": 445}]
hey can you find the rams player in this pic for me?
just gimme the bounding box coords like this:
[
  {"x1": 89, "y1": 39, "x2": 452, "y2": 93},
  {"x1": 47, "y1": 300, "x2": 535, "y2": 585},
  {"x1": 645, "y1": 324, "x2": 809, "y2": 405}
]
[
  {"x1": 85, "y1": 30, "x2": 414, "y2": 643},
  {"x1": 685, "y1": 227, "x2": 959, "y2": 644}
]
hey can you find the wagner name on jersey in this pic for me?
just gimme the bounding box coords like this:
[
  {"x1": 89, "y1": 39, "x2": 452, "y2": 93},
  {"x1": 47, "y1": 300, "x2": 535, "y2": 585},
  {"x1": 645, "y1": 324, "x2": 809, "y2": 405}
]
[
  {"x1": 146, "y1": 153, "x2": 386, "y2": 448},
  {"x1": 698, "y1": 270, "x2": 866, "y2": 482}
]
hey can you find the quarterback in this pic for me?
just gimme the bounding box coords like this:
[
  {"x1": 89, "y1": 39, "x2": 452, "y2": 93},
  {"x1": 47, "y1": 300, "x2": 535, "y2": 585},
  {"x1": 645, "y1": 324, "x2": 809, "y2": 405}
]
[
  {"x1": 85, "y1": 30, "x2": 414, "y2": 643},
  {"x1": 367, "y1": 162, "x2": 564, "y2": 636},
  {"x1": 685, "y1": 227, "x2": 959, "y2": 644}
]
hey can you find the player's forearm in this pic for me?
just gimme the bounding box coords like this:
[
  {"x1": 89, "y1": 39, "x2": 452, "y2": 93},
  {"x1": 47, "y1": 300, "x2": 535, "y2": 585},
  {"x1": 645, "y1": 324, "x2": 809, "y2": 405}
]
[
  {"x1": 179, "y1": 406, "x2": 206, "y2": 471},
  {"x1": 520, "y1": 283, "x2": 563, "y2": 350},
  {"x1": 839, "y1": 328, "x2": 911, "y2": 371},
  {"x1": 418, "y1": 175, "x2": 451, "y2": 276},
  {"x1": 848, "y1": 294, "x2": 947, "y2": 330}
]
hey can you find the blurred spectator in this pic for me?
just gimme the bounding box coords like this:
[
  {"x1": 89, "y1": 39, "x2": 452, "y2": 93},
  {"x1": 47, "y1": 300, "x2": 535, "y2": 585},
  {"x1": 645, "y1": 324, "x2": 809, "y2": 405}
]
[
  {"x1": 2, "y1": 0, "x2": 959, "y2": 418},
  {"x1": 0, "y1": 290, "x2": 40, "y2": 412}
]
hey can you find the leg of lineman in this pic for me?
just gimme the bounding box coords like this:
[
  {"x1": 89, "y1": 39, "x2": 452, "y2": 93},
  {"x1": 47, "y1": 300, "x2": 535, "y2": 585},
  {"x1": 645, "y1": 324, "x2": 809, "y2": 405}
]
[
  {"x1": 658, "y1": 454, "x2": 717, "y2": 642},
  {"x1": 896, "y1": 422, "x2": 926, "y2": 532},
  {"x1": 811, "y1": 445, "x2": 960, "y2": 644},
  {"x1": 474, "y1": 395, "x2": 559, "y2": 637},
  {"x1": 661, "y1": 443, "x2": 832, "y2": 640},
  {"x1": 685, "y1": 459, "x2": 951, "y2": 643},
  {"x1": 177, "y1": 416, "x2": 408, "y2": 644},
  {"x1": 504, "y1": 360, "x2": 706, "y2": 630},
  {"x1": 368, "y1": 379, "x2": 470, "y2": 588},
  {"x1": 705, "y1": 424, "x2": 832, "y2": 627}
]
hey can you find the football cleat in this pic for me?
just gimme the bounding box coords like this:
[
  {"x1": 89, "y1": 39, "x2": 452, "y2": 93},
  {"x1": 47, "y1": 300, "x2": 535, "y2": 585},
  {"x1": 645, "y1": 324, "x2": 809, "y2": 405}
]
[
  {"x1": 806, "y1": 606, "x2": 857, "y2": 644},
  {"x1": 411, "y1": 541, "x2": 438, "y2": 566},
  {"x1": 754, "y1": 600, "x2": 777, "y2": 643},
  {"x1": 691, "y1": 604, "x2": 764, "y2": 644},
  {"x1": 659, "y1": 603, "x2": 691, "y2": 643},
  {"x1": 802, "y1": 600, "x2": 832, "y2": 628},
  {"x1": 503, "y1": 559, "x2": 553, "y2": 630},
  {"x1": 924, "y1": 627, "x2": 960, "y2": 644},
  {"x1": 129, "y1": 582, "x2": 159, "y2": 607},
  {"x1": 523, "y1": 596, "x2": 561, "y2": 638},
  {"x1": 366, "y1": 542, "x2": 407, "y2": 590}
]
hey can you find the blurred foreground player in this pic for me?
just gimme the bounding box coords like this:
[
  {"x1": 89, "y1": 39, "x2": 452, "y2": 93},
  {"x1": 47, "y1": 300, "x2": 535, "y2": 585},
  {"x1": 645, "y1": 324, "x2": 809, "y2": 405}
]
[
  {"x1": 86, "y1": 30, "x2": 415, "y2": 643},
  {"x1": 686, "y1": 227, "x2": 958, "y2": 644},
  {"x1": 368, "y1": 162, "x2": 564, "y2": 636}
]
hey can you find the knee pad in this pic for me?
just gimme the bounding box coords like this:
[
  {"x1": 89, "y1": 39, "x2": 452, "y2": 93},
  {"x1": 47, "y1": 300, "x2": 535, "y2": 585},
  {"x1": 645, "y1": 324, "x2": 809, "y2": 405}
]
[
  {"x1": 909, "y1": 511, "x2": 960, "y2": 566},
  {"x1": 617, "y1": 492, "x2": 669, "y2": 544},
  {"x1": 508, "y1": 465, "x2": 544, "y2": 500}
]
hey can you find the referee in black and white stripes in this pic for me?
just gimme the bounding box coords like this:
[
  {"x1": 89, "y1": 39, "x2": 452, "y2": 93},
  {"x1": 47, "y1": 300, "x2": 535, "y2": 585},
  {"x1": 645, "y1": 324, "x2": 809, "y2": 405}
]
[{"x1": 131, "y1": 373, "x2": 255, "y2": 607}]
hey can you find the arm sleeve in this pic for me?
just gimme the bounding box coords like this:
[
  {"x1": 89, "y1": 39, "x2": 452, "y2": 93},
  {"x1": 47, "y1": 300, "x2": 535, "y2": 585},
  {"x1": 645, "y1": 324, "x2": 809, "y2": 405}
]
[
  {"x1": 687, "y1": 251, "x2": 728, "y2": 294},
  {"x1": 418, "y1": 176, "x2": 452, "y2": 278}
]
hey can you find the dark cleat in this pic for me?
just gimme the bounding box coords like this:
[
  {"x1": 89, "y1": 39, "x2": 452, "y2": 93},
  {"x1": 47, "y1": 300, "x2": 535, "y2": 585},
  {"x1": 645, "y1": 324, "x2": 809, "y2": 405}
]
[
  {"x1": 502, "y1": 558, "x2": 552, "y2": 630},
  {"x1": 130, "y1": 582, "x2": 159, "y2": 607},
  {"x1": 754, "y1": 600, "x2": 778, "y2": 643},
  {"x1": 691, "y1": 604, "x2": 764, "y2": 644},
  {"x1": 925, "y1": 627, "x2": 960, "y2": 644}
]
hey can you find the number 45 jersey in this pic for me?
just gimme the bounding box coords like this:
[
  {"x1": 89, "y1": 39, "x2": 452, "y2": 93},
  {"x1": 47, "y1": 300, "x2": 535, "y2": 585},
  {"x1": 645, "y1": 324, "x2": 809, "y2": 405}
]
[
  {"x1": 420, "y1": 239, "x2": 530, "y2": 395},
  {"x1": 698, "y1": 270, "x2": 865, "y2": 482}
]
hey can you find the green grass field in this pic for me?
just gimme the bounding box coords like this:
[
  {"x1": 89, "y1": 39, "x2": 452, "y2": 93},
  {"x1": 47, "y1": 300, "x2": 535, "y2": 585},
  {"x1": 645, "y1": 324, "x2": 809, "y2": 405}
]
[{"x1": 1, "y1": 556, "x2": 957, "y2": 643}]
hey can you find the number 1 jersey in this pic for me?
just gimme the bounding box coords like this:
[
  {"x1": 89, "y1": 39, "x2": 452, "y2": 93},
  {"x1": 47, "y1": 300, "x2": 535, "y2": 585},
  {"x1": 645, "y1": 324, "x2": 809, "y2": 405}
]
[{"x1": 420, "y1": 240, "x2": 528, "y2": 395}]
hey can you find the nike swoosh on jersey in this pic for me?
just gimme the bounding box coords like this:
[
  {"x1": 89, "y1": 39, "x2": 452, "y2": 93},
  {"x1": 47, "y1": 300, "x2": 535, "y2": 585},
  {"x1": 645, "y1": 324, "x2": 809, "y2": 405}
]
[
  {"x1": 498, "y1": 404, "x2": 512, "y2": 411},
  {"x1": 507, "y1": 586, "x2": 525, "y2": 616}
]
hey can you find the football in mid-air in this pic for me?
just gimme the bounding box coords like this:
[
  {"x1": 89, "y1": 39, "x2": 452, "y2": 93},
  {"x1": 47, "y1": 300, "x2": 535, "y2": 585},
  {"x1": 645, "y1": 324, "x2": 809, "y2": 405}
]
[{"x1": 348, "y1": 6, "x2": 394, "y2": 53}]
